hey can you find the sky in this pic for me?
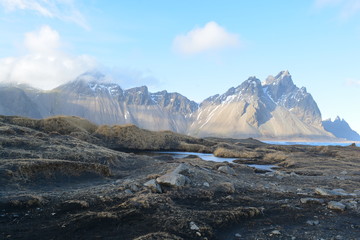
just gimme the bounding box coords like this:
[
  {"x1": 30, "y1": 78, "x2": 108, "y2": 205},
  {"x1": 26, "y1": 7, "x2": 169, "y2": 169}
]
[{"x1": 0, "y1": 0, "x2": 359, "y2": 133}]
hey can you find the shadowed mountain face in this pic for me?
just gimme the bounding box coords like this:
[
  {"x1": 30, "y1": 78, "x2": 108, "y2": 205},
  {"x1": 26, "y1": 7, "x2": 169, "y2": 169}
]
[
  {"x1": 323, "y1": 117, "x2": 360, "y2": 141},
  {"x1": 0, "y1": 70, "x2": 354, "y2": 140},
  {"x1": 0, "y1": 86, "x2": 42, "y2": 119},
  {"x1": 16, "y1": 72, "x2": 199, "y2": 133}
]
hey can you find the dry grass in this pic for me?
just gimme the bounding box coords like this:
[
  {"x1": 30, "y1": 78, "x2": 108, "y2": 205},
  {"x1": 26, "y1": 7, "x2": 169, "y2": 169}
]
[
  {"x1": 213, "y1": 147, "x2": 262, "y2": 159},
  {"x1": 95, "y1": 124, "x2": 214, "y2": 151},
  {"x1": 263, "y1": 152, "x2": 287, "y2": 162},
  {"x1": 312, "y1": 146, "x2": 338, "y2": 157},
  {"x1": 0, "y1": 115, "x2": 98, "y2": 135},
  {"x1": 2, "y1": 159, "x2": 111, "y2": 183}
]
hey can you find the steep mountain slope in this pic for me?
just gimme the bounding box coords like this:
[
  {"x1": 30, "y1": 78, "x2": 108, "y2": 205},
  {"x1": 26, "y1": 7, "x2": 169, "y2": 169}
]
[
  {"x1": 188, "y1": 73, "x2": 334, "y2": 140},
  {"x1": 263, "y1": 70, "x2": 322, "y2": 126},
  {"x1": 323, "y1": 117, "x2": 360, "y2": 141}
]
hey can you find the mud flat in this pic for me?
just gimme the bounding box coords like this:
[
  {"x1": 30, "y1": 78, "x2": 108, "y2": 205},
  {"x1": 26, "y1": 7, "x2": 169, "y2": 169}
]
[{"x1": 1, "y1": 116, "x2": 360, "y2": 239}]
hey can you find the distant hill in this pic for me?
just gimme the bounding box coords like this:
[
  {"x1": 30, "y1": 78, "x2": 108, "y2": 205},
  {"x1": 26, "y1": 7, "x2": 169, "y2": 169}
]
[{"x1": 323, "y1": 117, "x2": 360, "y2": 141}]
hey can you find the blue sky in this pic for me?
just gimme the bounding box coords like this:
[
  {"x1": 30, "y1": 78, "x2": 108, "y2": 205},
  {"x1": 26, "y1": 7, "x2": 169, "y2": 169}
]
[{"x1": 0, "y1": 0, "x2": 359, "y2": 134}]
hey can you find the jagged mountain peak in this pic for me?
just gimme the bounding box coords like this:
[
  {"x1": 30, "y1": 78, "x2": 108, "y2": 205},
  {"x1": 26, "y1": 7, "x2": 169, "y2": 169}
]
[
  {"x1": 265, "y1": 70, "x2": 295, "y2": 88},
  {"x1": 262, "y1": 71, "x2": 322, "y2": 126},
  {"x1": 150, "y1": 90, "x2": 199, "y2": 115},
  {"x1": 55, "y1": 71, "x2": 123, "y2": 98},
  {"x1": 241, "y1": 76, "x2": 262, "y2": 89},
  {"x1": 125, "y1": 85, "x2": 149, "y2": 93},
  {"x1": 275, "y1": 70, "x2": 291, "y2": 78},
  {"x1": 334, "y1": 116, "x2": 342, "y2": 122}
]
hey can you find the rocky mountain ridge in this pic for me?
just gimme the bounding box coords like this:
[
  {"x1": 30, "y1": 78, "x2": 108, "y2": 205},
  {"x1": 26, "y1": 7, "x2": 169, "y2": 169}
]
[
  {"x1": 0, "y1": 70, "x2": 357, "y2": 141},
  {"x1": 323, "y1": 116, "x2": 360, "y2": 141},
  {"x1": 188, "y1": 71, "x2": 334, "y2": 140}
]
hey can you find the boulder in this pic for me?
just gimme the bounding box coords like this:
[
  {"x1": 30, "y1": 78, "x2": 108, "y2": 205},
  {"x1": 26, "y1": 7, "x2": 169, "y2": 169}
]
[
  {"x1": 218, "y1": 165, "x2": 236, "y2": 175},
  {"x1": 156, "y1": 173, "x2": 187, "y2": 187},
  {"x1": 173, "y1": 163, "x2": 190, "y2": 174}
]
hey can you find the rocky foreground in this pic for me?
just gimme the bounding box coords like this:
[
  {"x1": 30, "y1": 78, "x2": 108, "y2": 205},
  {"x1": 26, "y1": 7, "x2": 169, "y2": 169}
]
[{"x1": 0, "y1": 115, "x2": 360, "y2": 239}]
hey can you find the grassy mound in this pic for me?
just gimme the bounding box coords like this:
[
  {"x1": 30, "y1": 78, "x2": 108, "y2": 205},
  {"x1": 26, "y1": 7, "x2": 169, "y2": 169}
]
[
  {"x1": 0, "y1": 115, "x2": 97, "y2": 135},
  {"x1": 94, "y1": 124, "x2": 215, "y2": 151}
]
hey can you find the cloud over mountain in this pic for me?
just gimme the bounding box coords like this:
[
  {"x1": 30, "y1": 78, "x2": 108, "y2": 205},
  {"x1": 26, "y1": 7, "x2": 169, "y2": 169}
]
[
  {"x1": 173, "y1": 21, "x2": 240, "y2": 55},
  {"x1": 0, "y1": 25, "x2": 97, "y2": 89}
]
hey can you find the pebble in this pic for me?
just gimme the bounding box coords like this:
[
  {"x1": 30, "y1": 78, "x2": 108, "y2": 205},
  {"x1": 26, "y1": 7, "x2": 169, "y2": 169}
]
[
  {"x1": 306, "y1": 220, "x2": 319, "y2": 226},
  {"x1": 234, "y1": 233, "x2": 242, "y2": 239},
  {"x1": 203, "y1": 182, "x2": 210, "y2": 187},
  {"x1": 270, "y1": 230, "x2": 281, "y2": 236},
  {"x1": 327, "y1": 201, "x2": 346, "y2": 211},
  {"x1": 190, "y1": 221, "x2": 200, "y2": 231},
  {"x1": 124, "y1": 189, "x2": 133, "y2": 194}
]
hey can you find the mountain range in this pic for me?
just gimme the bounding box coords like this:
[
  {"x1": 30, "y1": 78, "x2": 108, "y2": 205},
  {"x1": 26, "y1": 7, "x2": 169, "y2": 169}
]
[{"x1": 0, "y1": 70, "x2": 358, "y2": 141}]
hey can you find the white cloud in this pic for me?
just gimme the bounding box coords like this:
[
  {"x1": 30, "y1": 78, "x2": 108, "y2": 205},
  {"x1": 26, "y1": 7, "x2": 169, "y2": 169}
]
[
  {"x1": 0, "y1": 0, "x2": 89, "y2": 30},
  {"x1": 314, "y1": 0, "x2": 360, "y2": 19},
  {"x1": 0, "y1": 25, "x2": 97, "y2": 90},
  {"x1": 24, "y1": 25, "x2": 61, "y2": 53},
  {"x1": 173, "y1": 21, "x2": 240, "y2": 55}
]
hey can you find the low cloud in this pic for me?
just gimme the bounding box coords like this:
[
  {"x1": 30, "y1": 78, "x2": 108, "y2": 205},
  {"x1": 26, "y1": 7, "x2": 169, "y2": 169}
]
[
  {"x1": 108, "y1": 67, "x2": 160, "y2": 89},
  {"x1": 0, "y1": 25, "x2": 97, "y2": 90},
  {"x1": 314, "y1": 0, "x2": 360, "y2": 19},
  {"x1": 173, "y1": 21, "x2": 240, "y2": 55},
  {"x1": 0, "y1": 0, "x2": 89, "y2": 30}
]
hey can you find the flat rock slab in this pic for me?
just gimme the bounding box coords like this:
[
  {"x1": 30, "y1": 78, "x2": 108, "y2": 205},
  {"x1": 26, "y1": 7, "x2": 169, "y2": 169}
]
[
  {"x1": 315, "y1": 188, "x2": 354, "y2": 197},
  {"x1": 300, "y1": 197, "x2": 325, "y2": 205}
]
